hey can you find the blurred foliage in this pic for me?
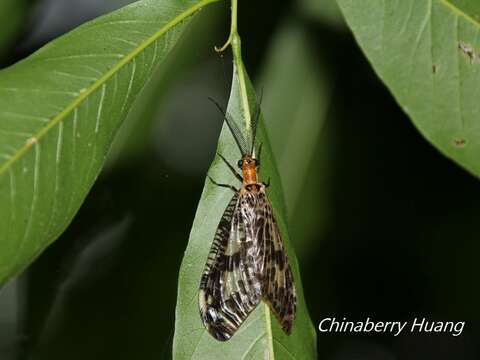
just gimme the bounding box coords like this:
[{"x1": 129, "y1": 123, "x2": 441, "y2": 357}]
[
  {"x1": 300, "y1": 0, "x2": 345, "y2": 28},
  {"x1": 0, "y1": 0, "x2": 31, "y2": 62},
  {"x1": 0, "y1": 280, "x2": 19, "y2": 360},
  {"x1": 18, "y1": 161, "x2": 204, "y2": 360},
  {"x1": 261, "y1": 22, "x2": 333, "y2": 258}
]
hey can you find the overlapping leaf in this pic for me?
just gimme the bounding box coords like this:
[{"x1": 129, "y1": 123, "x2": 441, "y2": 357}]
[
  {"x1": 337, "y1": 0, "x2": 480, "y2": 177},
  {"x1": 0, "y1": 0, "x2": 220, "y2": 286}
]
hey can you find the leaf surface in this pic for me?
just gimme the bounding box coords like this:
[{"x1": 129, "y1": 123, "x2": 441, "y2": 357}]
[
  {"x1": 0, "y1": 0, "x2": 220, "y2": 286},
  {"x1": 107, "y1": 5, "x2": 222, "y2": 165},
  {"x1": 337, "y1": 0, "x2": 480, "y2": 177},
  {"x1": 173, "y1": 49, "x2": 316, "y2": 360}
]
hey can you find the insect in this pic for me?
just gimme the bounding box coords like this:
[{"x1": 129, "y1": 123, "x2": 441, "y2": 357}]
[{"x1": 198, "y1": 97, "x2": 296, "y2": 341}]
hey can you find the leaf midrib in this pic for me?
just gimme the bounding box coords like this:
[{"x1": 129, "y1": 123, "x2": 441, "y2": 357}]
[
  {"x1": 264, "y1": 303, "x2": 275, "y2": 358},
  {"x1": 440, "y1": 0, "x2": 479, "y2": 27},
  {"x1": 234, "y1": 58, "x2": 252, "y2": 133},
  {"x1": 0, "y1": 0, "x2": 220, "y2": 177},
  {"x1": 234, "y1": 61, "x2": 275, "y2": 359}
]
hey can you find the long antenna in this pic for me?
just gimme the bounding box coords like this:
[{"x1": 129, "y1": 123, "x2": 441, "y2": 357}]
[
  {"x1": 208, "y1": 97, "x2": 250, "y2": 156},
  {"x1": 250, "y1": 88, "x2": 264, "y2": 155}
]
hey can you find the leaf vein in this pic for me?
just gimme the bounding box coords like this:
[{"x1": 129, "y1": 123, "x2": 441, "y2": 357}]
[
  {"x1": 273, "y1": 338, "x2": 297, "y2": 360},
  {"x1": 52, "y1": 70, "x2": 97, "y2": 82},
  {"x1": 120, "y1": 59, "x2": 137, "y2": 116},
  {"x1": 241, "y1": 333, "x2": 266, "y2": 360},
  {"x1": 95, "y1": 84, "x2": 107, "y2": 134},
  {"x1": 0, "y1": 0, "x2": 220, "y2": 178},
  {"x1": 16, "y1": 143, "x2": 41, "y2": 261}
]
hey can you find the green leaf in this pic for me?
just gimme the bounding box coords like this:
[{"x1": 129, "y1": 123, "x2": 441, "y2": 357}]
[
  {"x1": 0, "y1": 0, "x2": 30, "y2": 59},
  {"x1": 0, "y1": 0, "x2": 220, "y2": 286},
  {"x1": 336, "y1": 0, "x2": 480, "y2": 177},
  {"x1": 261, "y1": 23, "x2": 333, "y2": 257},
  {"x1": 107, "y1": 5, "x2": 222, "y2": 165},
  {"x1": 447, "y1": 0, "x2": 480, "y2": 19},
  {"x1": 173, "y1": 56, "x2": 316, "y2": 360}
]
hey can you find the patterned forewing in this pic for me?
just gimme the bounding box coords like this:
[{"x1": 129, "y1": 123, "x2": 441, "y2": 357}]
[
  {"x1": 256, "y1": 190, "x2": 297, "y2": 334},
  {"x1": 199, "y1": 192, "x2": 262, "y2": 341}
]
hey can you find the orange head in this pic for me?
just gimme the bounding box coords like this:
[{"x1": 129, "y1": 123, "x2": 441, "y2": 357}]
[
  {"x1": 238, "y1": 155, "x2": 259, "y2": 185},
  {"x1": 209, "y1": 95, "x2": 264, "y2": 185}
]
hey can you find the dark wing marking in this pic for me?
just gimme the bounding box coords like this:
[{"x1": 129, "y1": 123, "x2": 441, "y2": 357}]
[
  {"x1": 199, "y1": 191, "x2": 261, "y2": 341},
  {"x1": 199, "y1": 186, "x2": 296, "y2": 340},
  {"x1": 255, "y1": 190, "x2": 297, "y2": 334}
]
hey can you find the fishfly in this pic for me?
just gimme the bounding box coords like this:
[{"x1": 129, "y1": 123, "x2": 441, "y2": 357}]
[{"x1": 199, "y1": 97, "x2": 296, "y2": 341}]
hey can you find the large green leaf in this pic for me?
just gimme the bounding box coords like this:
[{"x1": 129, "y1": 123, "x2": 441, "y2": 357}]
[
  {"x1": 336, "y1": 0, "x2": 480, "y2": 177},
  {"x1": 0, "y1": 0, "x2": 220, "y2": 286},
  {"x1": 173, "y1": 53, "x2": 316, "y2": 359},
  {"x1": 107, "y1": 5, "x2": 222, "y2": 165}
]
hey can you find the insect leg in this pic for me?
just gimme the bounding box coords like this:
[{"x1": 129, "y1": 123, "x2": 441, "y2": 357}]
[
  {"x1": 208, "y1": 176, "x2": 238, "y2": 193},
  {"x1": 217, "y1": 153, "x2": 243, "y2": 183},
  {"x1": 263, "y1": 177, "x2": 271, "y2": 188}
]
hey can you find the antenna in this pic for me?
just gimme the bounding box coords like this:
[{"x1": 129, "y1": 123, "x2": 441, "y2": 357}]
[
  {"x1": 208, "y1": 97, "x2": 250, "y2": 156},
  {"x1": 250, "y1": 88, "x2": 264, "y2": 155}
]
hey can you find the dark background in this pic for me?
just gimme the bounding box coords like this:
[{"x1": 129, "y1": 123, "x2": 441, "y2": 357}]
[{"x1": 0, "y1": 0, "x2": 479, "y2": 359}]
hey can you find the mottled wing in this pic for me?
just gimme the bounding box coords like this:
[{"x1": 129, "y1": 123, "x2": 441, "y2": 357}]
[
  {"x1": 256, "y1": 191, "x2": 297, "y2": 334},
  {"x1": 199, "y1": 192, "x2": 262, "y2": 341}
]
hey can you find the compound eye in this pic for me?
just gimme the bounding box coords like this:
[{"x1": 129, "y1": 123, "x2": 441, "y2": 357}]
[{"x1": 237, "y1": 159, "x2": 243, "y2": 168}]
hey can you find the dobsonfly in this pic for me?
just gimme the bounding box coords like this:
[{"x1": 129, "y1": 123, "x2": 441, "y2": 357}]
[{"x1": 198, "y1": 96, "x2": 296, "y2": 341}]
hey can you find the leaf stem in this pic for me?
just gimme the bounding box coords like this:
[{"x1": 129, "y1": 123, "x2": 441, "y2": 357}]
[
  {"x1": 215, "y1": 0, "x2": 237, "y2": 52},
  {"x1": 216, "y1": 0, "x2": 251, "y2": 131}
]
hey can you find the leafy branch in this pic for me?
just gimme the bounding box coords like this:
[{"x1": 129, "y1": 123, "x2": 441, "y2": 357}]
[
  {"x1": 173, "y1": 0, "x2": 317, "y2": 357},
  {"x1": 215, "y1": 0, "x2": 252, "y2": 131}
]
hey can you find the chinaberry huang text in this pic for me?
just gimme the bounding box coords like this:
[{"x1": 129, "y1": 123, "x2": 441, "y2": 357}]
[{"x1": 318, "y1": 318, "x2": 465, "y2": 337}]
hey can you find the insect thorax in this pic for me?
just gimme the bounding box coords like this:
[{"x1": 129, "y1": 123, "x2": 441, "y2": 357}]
[{"x1": 241, "y1": 183, "x2": 264, "y2": 194}]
